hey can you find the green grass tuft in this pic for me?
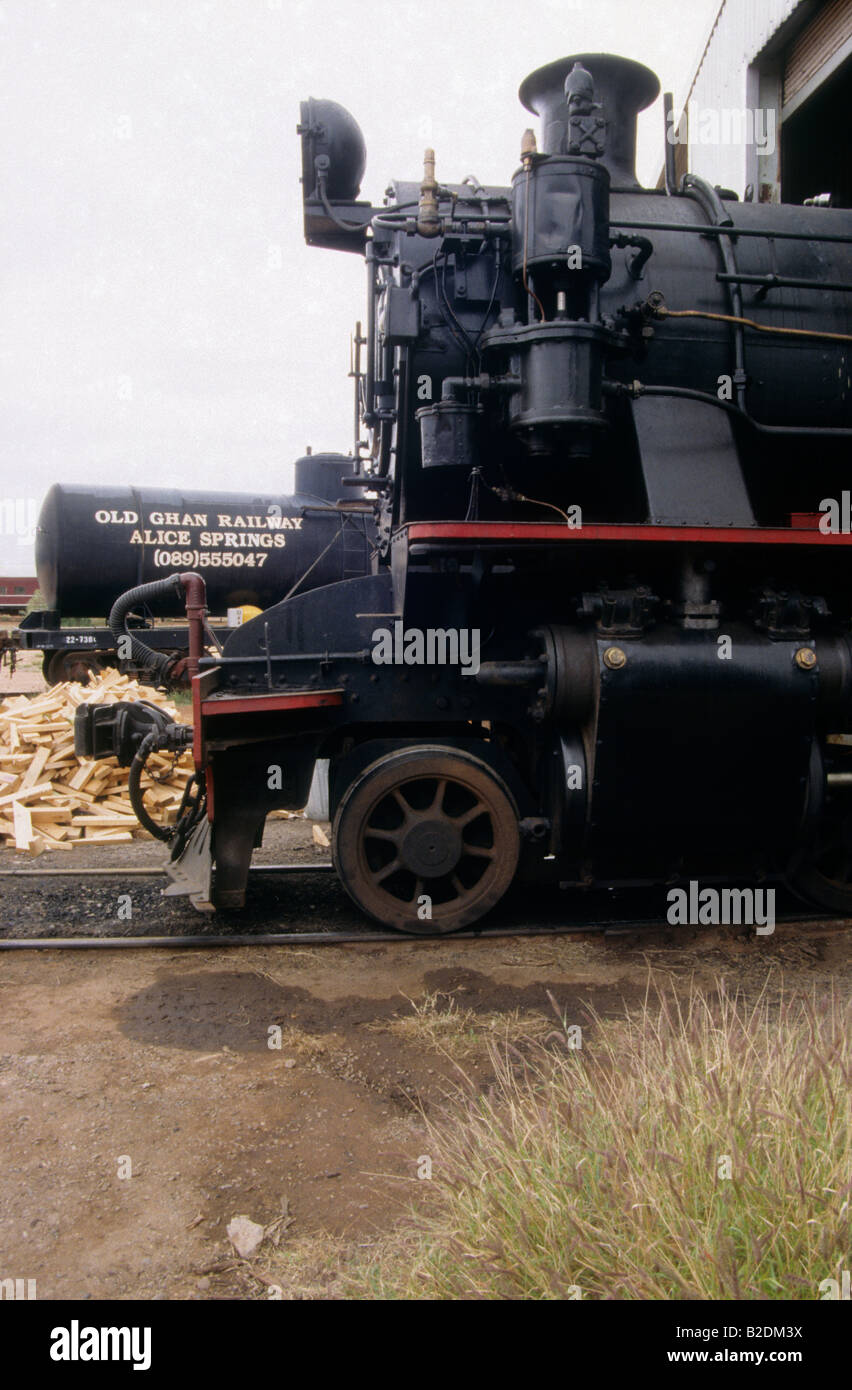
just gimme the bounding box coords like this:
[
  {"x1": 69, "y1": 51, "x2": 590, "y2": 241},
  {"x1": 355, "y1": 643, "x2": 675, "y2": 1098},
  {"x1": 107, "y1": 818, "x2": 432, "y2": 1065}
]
[{"x1": 346, "y1": 981, "x2": 851, "y2": 1300}]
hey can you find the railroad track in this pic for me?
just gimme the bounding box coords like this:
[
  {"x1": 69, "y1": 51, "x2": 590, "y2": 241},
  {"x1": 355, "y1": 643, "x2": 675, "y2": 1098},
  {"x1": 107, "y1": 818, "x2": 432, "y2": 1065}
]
[{"x1": 0, "y1": 862, "x2": 849, "y2": 950}]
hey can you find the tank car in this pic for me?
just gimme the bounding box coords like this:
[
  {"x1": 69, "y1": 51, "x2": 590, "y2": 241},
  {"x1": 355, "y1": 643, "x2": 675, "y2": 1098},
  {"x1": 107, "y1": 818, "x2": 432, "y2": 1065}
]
[
  {"x1": 78, "y1": 52, "x2": 852, "y2": 928},
  {"x1": 13, "y1": 454, "x2": 373, "y2": 683}
]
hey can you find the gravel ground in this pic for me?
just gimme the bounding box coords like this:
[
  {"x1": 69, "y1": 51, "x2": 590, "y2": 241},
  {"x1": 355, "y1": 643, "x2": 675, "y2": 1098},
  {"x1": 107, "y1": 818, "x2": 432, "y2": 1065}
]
[{"x1": 0, "y1": 624, "x2": 46, "y2": 695}]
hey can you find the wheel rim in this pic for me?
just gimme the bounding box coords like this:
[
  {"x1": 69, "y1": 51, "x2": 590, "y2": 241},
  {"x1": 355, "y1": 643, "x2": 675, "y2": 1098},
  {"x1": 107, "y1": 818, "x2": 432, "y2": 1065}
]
[
  {"x1": 333, "y1": 749, "x2": 520, "y2": 933},
  {"x1": 46, "y1": 650, "x2": 105, "y2": 685},
  {"x1": 793, "y1": 814, "x2": 852, "y2": 910}
]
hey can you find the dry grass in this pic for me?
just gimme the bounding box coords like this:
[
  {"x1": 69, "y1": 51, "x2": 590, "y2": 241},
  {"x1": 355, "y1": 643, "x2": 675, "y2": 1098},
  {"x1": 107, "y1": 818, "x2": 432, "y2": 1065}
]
[
  {"x1": 367, "y1": 989, "x2": 555, "y2": 1060},
  {"x1": 257, "y1": 1234, "x2": 353, "y2": 1300},
  {"x1": 341, "y1": 979, "x2": 851, "y2": 1299}
]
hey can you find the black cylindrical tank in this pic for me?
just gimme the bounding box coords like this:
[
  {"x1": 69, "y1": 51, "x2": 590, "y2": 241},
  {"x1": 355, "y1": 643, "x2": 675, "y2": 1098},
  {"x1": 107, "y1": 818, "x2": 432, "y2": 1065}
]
[
  {"x1": 511, "y1": 156, "x2": 611, "y2": 282},
  {"x1": 36, "y1": 455, "x2": 372, "y2": 617}
]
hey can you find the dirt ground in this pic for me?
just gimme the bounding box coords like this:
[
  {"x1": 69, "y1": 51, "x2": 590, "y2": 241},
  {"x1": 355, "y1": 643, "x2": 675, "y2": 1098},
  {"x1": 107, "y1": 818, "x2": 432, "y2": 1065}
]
[
  {"x1": 1, "y1": 814, "x2": 850, "y2": 1300},
  {"x1": 0, "y1": 621, "x2": 46, "y2": 696}
]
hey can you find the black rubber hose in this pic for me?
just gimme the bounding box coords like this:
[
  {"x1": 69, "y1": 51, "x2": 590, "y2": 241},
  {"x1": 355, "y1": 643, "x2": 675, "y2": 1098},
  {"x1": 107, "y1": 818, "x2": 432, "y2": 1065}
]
[
  {"x1": 610, "y1": 232, "x2": 654, "y2": 280},
  {"x1": 605, "y1": 380, "x2": 852, "y2": 438},
  {"x1": 108, "y1": 574, "x2": 183, "y2": 683},
  {"x1": 128, "y1": 731, "x2": 172, "y2": 841}
]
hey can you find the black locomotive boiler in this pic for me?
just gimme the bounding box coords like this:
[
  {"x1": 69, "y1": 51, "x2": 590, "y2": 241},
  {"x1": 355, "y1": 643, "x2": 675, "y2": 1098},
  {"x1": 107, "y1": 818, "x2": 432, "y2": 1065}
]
[{"x1": 78, "y1": 52, "x2": 852, "y2": 929}]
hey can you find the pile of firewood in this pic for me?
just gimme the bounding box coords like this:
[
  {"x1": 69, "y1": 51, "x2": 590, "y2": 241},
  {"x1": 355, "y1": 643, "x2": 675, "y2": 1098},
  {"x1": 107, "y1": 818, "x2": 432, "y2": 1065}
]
[{"x1": 0, "y1": 671, "x2": 194, "y2": 854}]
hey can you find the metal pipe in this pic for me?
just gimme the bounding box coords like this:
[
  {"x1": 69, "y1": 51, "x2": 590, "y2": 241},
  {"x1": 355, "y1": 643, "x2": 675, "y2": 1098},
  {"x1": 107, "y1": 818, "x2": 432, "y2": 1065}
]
[
  {"x1": 681, "y1": 173, "x2": 746, "y2": 411},
  {"x1": 610, "y1": 219, "x2": 852, "y2": 245},
  {"x1": 645, "y1": 384, "x2": 852, "y2": 437},
  {"x1": 717, "y1": 272, "x2": 852, "y2": 294},
  {"x1": 202, "y1": 650, "x2": 369, "y2": 664},
  {"x1": 363, "y1": 241, "x2": 377, "y2": 430},
  {"x1": 604, "y1": 380, "x2": 852, "y2": 438},
  {"x1": 440, "y1": 373, "x2": 490, "y2": 401},
  {"x1": 610, "y1": 232, "x2": 654, "y2": 280},
  {"x1": 180, "y1": 572, "x2": 207, "y2": 681},
  {"x1": 663, "y1": 93, "x2": 677, "y2": 196},
  {"x1": 475, "y1": 660, "x2": 541, "y2": 685}
]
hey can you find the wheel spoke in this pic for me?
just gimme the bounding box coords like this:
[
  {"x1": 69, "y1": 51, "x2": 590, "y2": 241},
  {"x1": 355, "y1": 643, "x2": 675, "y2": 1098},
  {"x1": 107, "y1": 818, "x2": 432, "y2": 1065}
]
[
  {"x1": 430, "y1": 779, "x2": 448, "y2": 813},
  {"x1": 365, "y1": 825, "x2": 402, "y2": 844},
  {"x1": 452, "y1": 800, "x2": 488, "y2": 828},
  {"x1": 391, "y1": 789, "x2": 412, "y2": 820},
  {"x1": 462, "y1": 843, "x2": 495, "y2": 860},
  {"x1": 372, "y1": 858, "x2": 402, "y2": 884},
  {"x1": 450, "y1": 873, "x2": 465, "y2": 897}
]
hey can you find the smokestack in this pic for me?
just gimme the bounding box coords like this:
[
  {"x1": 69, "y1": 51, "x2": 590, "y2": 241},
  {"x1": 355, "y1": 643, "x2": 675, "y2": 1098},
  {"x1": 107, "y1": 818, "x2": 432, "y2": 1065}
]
[{"x1": 518, "y1": 52, "x2": 660, "y2": 189}]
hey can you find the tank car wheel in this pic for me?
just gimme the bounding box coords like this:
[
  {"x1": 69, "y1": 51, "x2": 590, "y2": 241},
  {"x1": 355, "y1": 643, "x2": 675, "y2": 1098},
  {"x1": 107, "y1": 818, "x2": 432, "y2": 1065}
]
[
  {"x1": 332, "y1": 746, "x2": 520, "y2": 934},
  {"x1": 45, "y1": 650, "x2": 107, "y2": 685},
  {"x1": 790, "y1": 814, "x2": 852, "y2": 913}
]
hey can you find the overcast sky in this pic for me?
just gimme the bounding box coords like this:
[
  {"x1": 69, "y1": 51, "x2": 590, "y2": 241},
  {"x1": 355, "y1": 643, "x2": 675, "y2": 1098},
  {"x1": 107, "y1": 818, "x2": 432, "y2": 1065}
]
[{"x1": 0, "y1": 0, "x2": 720, "y2": 574}]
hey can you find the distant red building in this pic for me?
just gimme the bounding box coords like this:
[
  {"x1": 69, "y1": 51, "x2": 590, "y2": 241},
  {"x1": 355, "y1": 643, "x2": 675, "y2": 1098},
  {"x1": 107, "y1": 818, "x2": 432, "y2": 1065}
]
[{"x1": 0, "y1": 576, "x2": 37, "y2": 614}]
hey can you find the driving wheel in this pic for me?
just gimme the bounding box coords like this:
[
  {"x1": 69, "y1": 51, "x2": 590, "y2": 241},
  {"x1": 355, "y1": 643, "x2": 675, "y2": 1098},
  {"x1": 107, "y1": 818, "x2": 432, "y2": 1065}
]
[
  {"x1": 790, "y1": 811, "x2": 852, "y2": 913},
  {"x1": 332, "y1": 746, "x2": 521, "y2": 933}
]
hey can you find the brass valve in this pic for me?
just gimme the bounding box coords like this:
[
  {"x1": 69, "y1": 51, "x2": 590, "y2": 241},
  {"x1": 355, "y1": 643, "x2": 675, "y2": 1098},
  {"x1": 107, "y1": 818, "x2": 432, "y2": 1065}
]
[
  {"x1": 520, "y1": 128, "x2": 537, "y2": 168},
  {"x1": 416, "y1": 148, "x2": 441, "y2": 237}
]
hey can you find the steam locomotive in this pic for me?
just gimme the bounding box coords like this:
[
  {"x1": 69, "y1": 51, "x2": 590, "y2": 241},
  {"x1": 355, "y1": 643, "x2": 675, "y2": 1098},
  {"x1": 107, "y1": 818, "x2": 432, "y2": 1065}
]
[{"x1": 77, "y1": 52, "x2": 852, "y2": 929}]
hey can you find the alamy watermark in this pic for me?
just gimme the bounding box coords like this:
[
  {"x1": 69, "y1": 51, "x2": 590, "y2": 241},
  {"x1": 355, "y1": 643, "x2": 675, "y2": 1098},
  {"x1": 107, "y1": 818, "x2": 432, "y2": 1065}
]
[
  {"x1": 50, "y1": 1321, "x2": 152, "y2": 1371},
  {"x1": 667, "y1": 881, "x2": 775, "y2": 934},
  {"x1": 0, "y1": 1277, "x2": 36, "y2": 1299},
  {"x1": 819, "y1": 1270, "x2": 851, "y2": 1300},
  {"x1": 372, "y1": 622, "x2": 480, "y2": 675},
  {"x1": 819, "y1": 494, "x2": 852, "y2": 534},
  {"x1": 0, "y1": 497, "x2": 38, "y2": 546},
  {"x1": 667, "y1": 103, "x2": 776, "y2": 156}
]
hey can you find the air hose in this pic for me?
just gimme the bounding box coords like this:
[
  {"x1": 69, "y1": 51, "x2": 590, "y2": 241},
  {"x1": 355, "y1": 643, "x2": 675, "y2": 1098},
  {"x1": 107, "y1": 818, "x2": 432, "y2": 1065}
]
[
  {"x1": 108, "y1": 573, "x2": 184, "y2": 685},
  {"x1": 127, "y1": 724, "x2": 195, "y2": 842},
  {"x1": 128, "y1": 731, "x2": 171, "y2": 841}
]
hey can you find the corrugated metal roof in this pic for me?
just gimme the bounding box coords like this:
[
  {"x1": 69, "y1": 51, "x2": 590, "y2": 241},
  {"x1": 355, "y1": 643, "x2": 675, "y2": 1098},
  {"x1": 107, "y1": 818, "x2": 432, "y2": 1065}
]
[
  {"x1": 688, "y1": 0, "x2": 802, "y2": 107},
  {"x1": 784, "y1": 0, "x2": 852, "y2": 103}
]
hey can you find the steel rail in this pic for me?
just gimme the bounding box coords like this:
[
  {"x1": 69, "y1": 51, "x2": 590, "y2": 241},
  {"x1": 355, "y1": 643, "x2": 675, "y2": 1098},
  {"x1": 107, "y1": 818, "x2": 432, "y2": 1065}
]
[
  {"x1": 0, "y1": 921, "x2": 620, "y2": 951},
  {"x1": 0, "y1": 915, "x2": 847, "y2": 951},
  {"x1": 1, "y1": 864, "x2": 848, "y2": 949},
  {"x1": 0, "y1": 862, "x2": 334, "y2": 878}
]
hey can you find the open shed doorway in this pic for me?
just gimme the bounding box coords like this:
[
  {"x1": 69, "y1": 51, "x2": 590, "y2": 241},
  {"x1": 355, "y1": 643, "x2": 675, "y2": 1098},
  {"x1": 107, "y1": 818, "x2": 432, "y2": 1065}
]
[{"x1": 782, "y1": 52, "x2": 852, "y2": 206}]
